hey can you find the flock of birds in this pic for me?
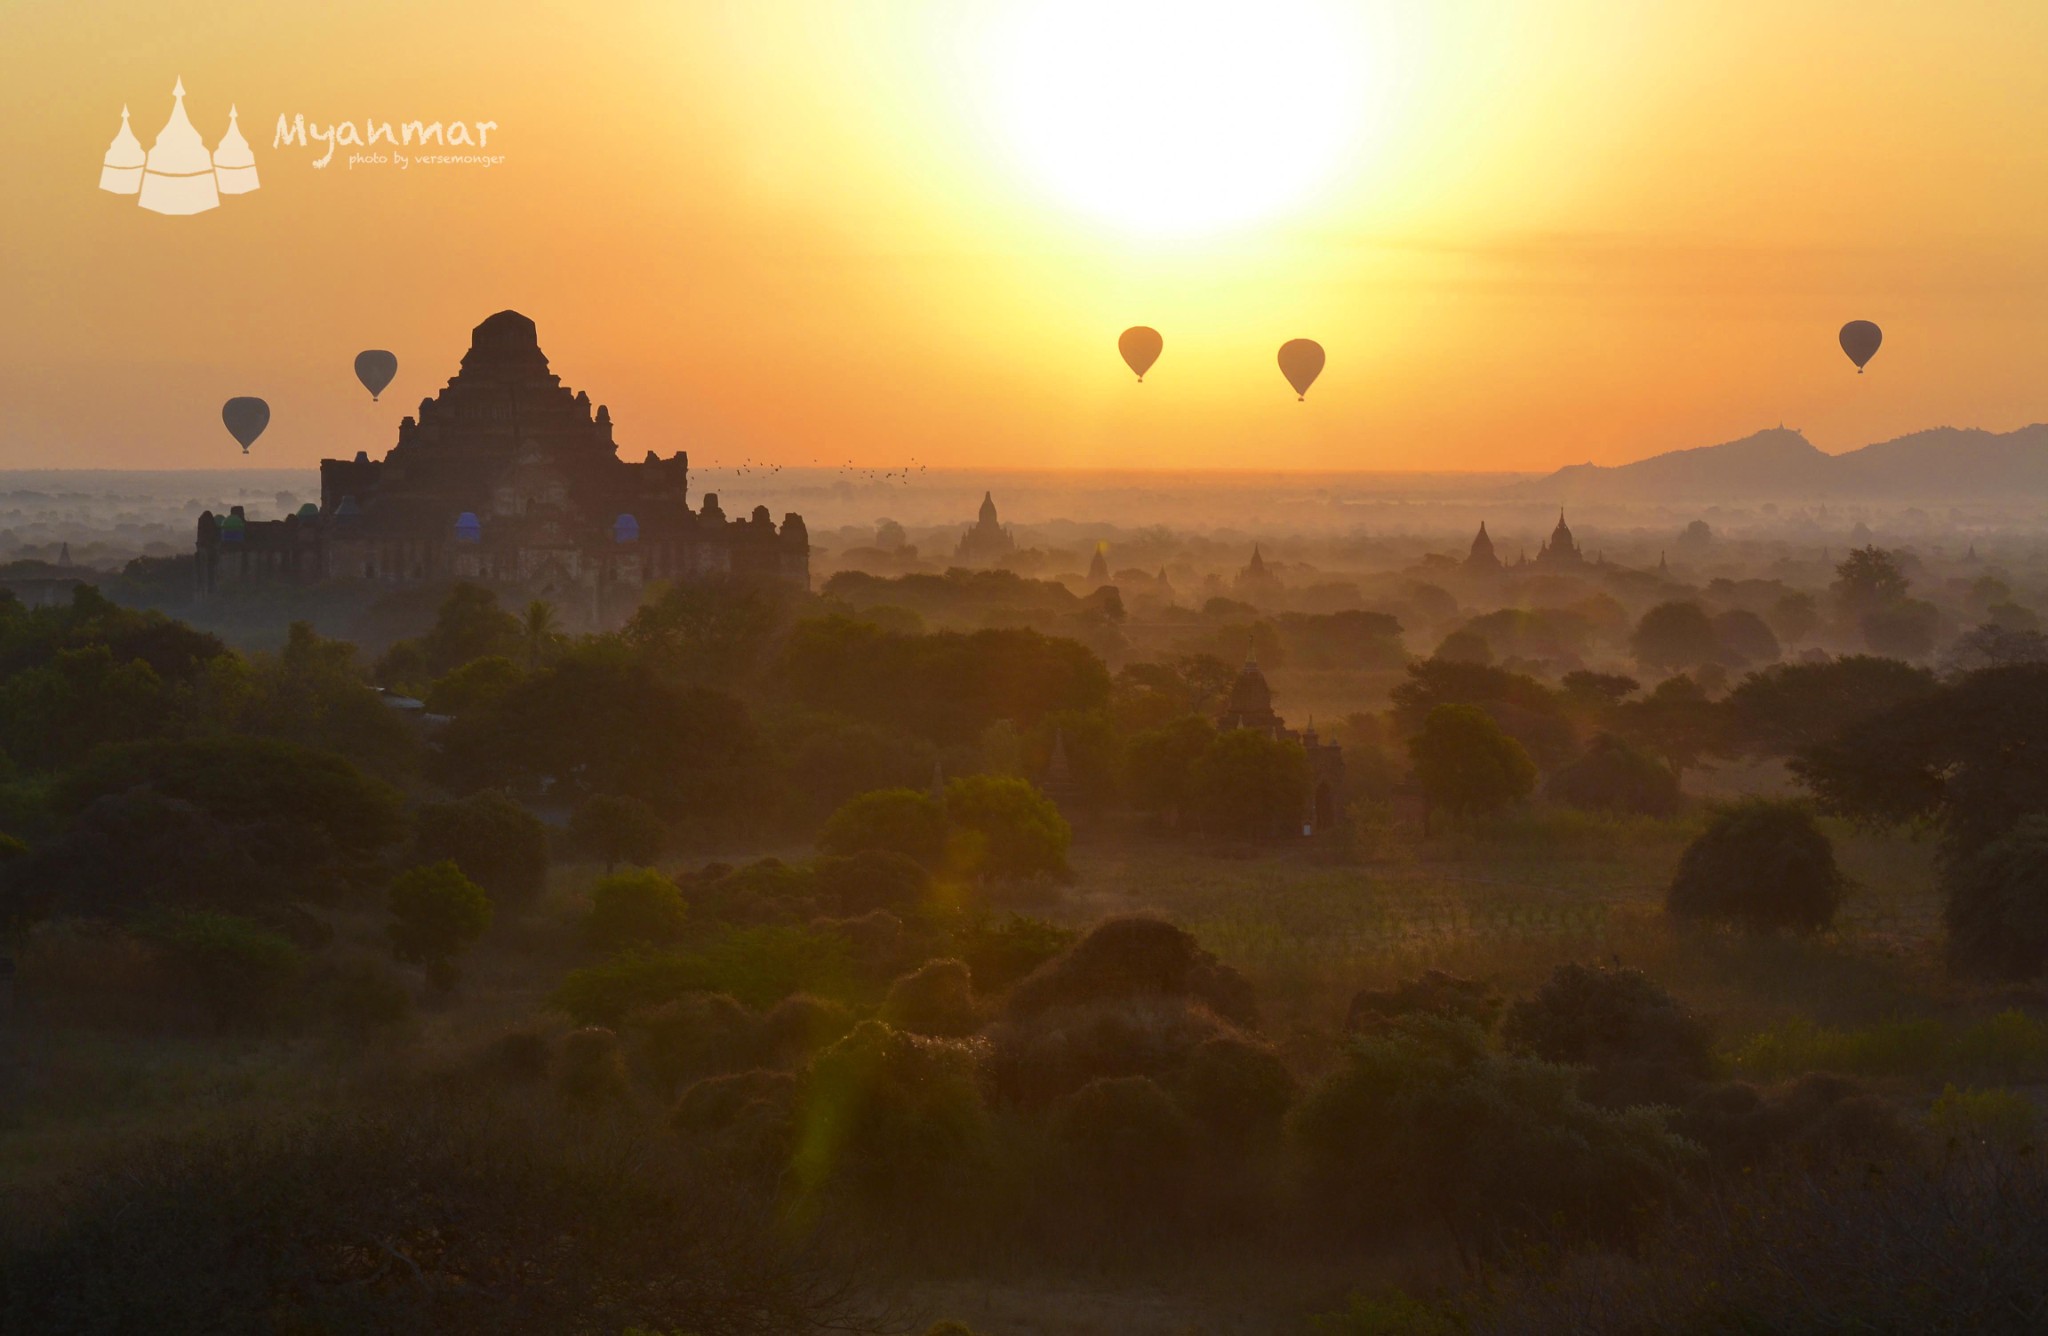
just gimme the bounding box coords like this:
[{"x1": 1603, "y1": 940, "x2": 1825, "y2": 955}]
[{"x1": 211, "y1": 322, "x2": 1887, "y2": 464}]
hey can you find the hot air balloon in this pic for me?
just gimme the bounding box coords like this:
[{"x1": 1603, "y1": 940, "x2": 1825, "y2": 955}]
[
  {"x1": 1839, "y1": 321, "x2": 1882, "y2": 373},
  {"x1": 1118, "y1": 326, "x2": 1162, "y2": 382},
  {"x1": 1277, "y1": 339, "x2": 1325, "y2": 400},
  {"x1": 221, "y1": 396, "x2": 269, "y2": 453},
  {"x1": 354, "y1": 349, "x2": 398, "y2": 400}
]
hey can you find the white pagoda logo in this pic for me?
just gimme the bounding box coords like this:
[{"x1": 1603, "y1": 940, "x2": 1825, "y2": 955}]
[{"x1": 100, "y1": 78, "x2": 258, "y2": 216}]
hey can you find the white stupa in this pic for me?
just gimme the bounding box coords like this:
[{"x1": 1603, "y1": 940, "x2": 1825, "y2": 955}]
[
  {"x1": 99, "y1": 105, "x2": 144, "y2": 195},
  {"x1": 212, "y1": 104, "x2": 258, "y2": 195},
  {"x1": 137, "y1": 78, "x2": 220, "y2": 216}
]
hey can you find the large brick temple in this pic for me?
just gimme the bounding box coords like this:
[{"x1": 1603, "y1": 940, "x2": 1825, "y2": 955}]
[{"x1": 196, "y1": 310, "x2": 809, "y2": 617}]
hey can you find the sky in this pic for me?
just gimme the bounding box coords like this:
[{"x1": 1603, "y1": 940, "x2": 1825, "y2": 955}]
[{"x1": 2, "y1": 0, "x2": 2045, "y2": 473}]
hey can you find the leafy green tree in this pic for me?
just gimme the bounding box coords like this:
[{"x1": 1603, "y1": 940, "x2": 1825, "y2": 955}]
[
  {"x1": 1547, "y1": 733, "x2": 1681, "y2": 817},
  {"x1": 1186, "y1": 728, "x2": 1312, "y2": 839},
  {"x1": 419, "y1": 583, "x2": 524, "y2": 676},
  {"x1": 567, "y1": 792, "x2": 666, "y2": 870},
  {"x1": 944, "y1": 774, "x2": 1071, "y2": 880},
  {"x1": 584, "y1": 867, "x2": 687, "y2": 950},
  {"x1": 1407, "y1": 704, "x2": 1535, "y2": 828},
  {"x1": 387, "y1": 860, "x2": 492, "y2": 989},
  {"x1": 817, "y1": 787, "x2": 948, "y2": 865},
  {"x1": 1792, "y1": 663, "x2": 2048, "y2": 861},
  {"x1": 433, "y1": 651, "x2": 762, "y2": 829},
  {"x1": 1667, "y1": 799, "x2": 1845, "y2": 932},
  {"x1": 520, "y1": 599, "x2": 563, "y2": 670},
  {"x1": 231, "y1": 622, "x2": 418, "y2": 775},
  {"x1": 1614, "y1": 675, "x2": 1727, "y2": 778},
  {"x1": 623, "y1": 582, "x2": 786, "y2": 684},
  {"x1": 1290, "y1": 1015, "x2": 1696, "y2": 1260},
  {"x1": 1724, "y1": 655, "x2": 1936, "y2": 756},
  {"x1": 424, "y1": 654, "x2": 525, "y2": 716},
  {"x1": 1124, "y1": 714, "x2": 1217, "y2": 819},
  {"x1": 1944, "y1": 816, "x2": 2048, "y2": 979},
  {"x1": 149, "y1": 909, "x2": 305, "y2": 1030},
  {"x1": 414, "y1": 790, "x2": 549, "y2": 904},
  {"x1": 1631, "y1": 602, "x2": 1721, "y2": 672},
  {"x1": 55, "y1": 736, "x2": 406, "y2": 884}
]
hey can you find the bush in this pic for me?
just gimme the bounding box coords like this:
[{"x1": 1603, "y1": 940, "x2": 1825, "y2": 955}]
[
  {"x1": 758, "y1": 992, "x2": 857, "y2": 1060},
  {"x1": 146, "y1": 910, "x2": 304, "y2": 1031},
  {"x1": 1667, "y1": 799, "x2": 1845, "y2": 933},
  {"x1": 1676, "y1": 1072, "x2": 1914, "y2": 1170},
  {"x1": 313, "y1": 954, "x2": 415, "y2": 1037},
  {"x1": 415, "y1": 790, "x2": 549, "y2": 905},
  {"x1": 986, "y1": 994, "x2": 1245, "y2": 1108},
  {"x1": 816, "y1": 787, "x2": 947, "y2": 865},
  {"x1": 557, "y1": 1026, "x2": 630, "y2": 1101},
  {"x1": 943, "y1": 774, "x2": 1071, "y2": 880},
  {"x1": 475, "y1": 1029, "x2": 552, "y2": 1084},
  {"x1": 950, "y1": 913, "x2": 1076, "y2": 993},
  {"x1": 1930, "y1": 1084, "x2": 2039, "y2": 1151},
  {"x1": 624, "y1": 992, "x2": 762, "y2": 1093},
  {"x1": 1945, "y1": 815, "x2": 2048, "y2": 980},
  {"x1": 1291, "y1": 1015, "x2": 1697, "y2": 1256},
  {"x1": 811, "y1": 849, "x2": 930, "y2": 916},
  {"x1": 1502, "y1": 963, "x2": 1715, "y2": 1108},
  {"x1": 552, "y1": 926, "x2": 857, "y2": 1026},
  {"x1": 1546, "y1": 733, "x2": 1682, "y2": 817},
  {"x1": 1051, "y1": 1076, "x2": 1195, "y2": 1208},
  {"x1": 881, "y1": 958, "x2": 981, "y2": 1036},
  {"x1": 584, "y1": 868, "x2": 688, "y2": 951},
  {"x1": 566, "y1": 793, "x2": 665, "y2": 870},
  {"x1": 1005, "y1": 915, "x2": 1256, "y2": 1026},
  {"x1": 387, "y1": 860, "x2": 493, "y2": 990},
  {"x1": 1347, "y1": 969, "x2": 1502, "y2": 1034},
  {"x1": 1408, "y1": 704, "x2": 1536, "y2": 825},
  {"x1": 790, "y1": 1020, "x2": 993, "y2": 1220},
  {"x1": 0, "y1": 1104, "x2": 880, "y2": 1334},
  {"x1": 1170, "y1": 1034, "x2": 1297, "y2": 1145}
]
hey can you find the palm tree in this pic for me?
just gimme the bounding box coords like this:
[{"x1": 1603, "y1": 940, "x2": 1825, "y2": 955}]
[{"x1": 521, "y1": 599, "x2": 560, "y2": 669}]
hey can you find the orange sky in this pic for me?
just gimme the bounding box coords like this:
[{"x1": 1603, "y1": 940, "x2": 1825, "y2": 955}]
[{"x1": 3, "y1": 0, "x2": 2045, "y2": 473}]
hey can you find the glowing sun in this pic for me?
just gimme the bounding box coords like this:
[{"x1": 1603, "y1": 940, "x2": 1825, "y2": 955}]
[{"x1": 984, "y1": 0, "x2": 1370, "y2": 235}]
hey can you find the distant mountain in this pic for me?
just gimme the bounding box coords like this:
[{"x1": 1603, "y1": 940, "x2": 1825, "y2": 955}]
[{"x1": 1518, "y1": 424, "x2": 2048, "y2": 502}]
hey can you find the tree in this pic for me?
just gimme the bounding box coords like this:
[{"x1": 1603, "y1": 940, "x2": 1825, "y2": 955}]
[
  {"x1": 1290, "y1": 1015, "x2": 1695, "y2": 1260},
  {"x1": 148, "y1": 909, "x2": 305, "y2": 1030},
  {"x1": 1724, "y1": 656, "x2": 1936, "y2": 757},
  {"x1": 944, "y1": 774, "x2": 1071, "y2": 880},
  {"x1": 414, "y1": 790, "x2": 549, "y2": 904},
  {"x1": 1124, "y1": 714, "x2": 1217, "y2": 819},
  {"x1": 567, "y1": 793, "x2": 665, "y2": 870},
  {"x1": 1407, "y1": 704, "x2": 1535, "y2": 828},
  {"x1": 1667, "y1": 800, "x2": 1845, "y2": 933},
  {"x1": 584, "y1": 867, "x2": 688, "y2": 951},
  {"x1": 1945, "y1": 624, "x2": 2048, "y2": 675},
  {"x1": 1943, "y1": 816, "x2": 2048, "y2": 980},
  {"x1": 519, "y1": 599, "x2": 562, "y2": 669},
  {"x1": 1547, "y1": 733, "x2": 1681, "y2": 817},
  {"x1": 1614, "y1": 675, "x2": 1727, "y2": 778},
  {"x1": 624, "y1": 582, "x2": 786, "y2": 685},
  {"x1": 1768, "y1": 590, "x2": 1820, "y2": 646},
  {"x1": 1186, "y1": 727, "x2": 1312, "y2": 839},
  {"x1": 1831, "y1": 546, "x2": 1911, "y2": 618},
  {"x1": 816, "y1": 788, "x2": 947, "y2": 866},
  {"x1": 1792, "y1": 663, "x2": 2048, "y2": 863},
  {"x1": 1631, "y1": 602, "x2": 1721, "y2": 672},
  {"x1": 424, "y1": 654, "x2": 524, "y2": 716},
  {"x1": 387, "y1": 860, "x2": 492, "y2": 989},
  {"x1": 1711, "y1": 610, "x2": 1780, "y2": 667},
  {"x1": 1860, "y1": 599, "x2": 1939, "y2": 659}
]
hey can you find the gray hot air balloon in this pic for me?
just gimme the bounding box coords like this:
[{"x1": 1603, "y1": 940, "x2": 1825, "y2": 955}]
[
  {"x1": 1839, "y1": 321, "x2": 1882, "y2": 373},
  {"x1": 354, "y1": 349, "x2": 398, "y2": 400},
  {"x1": 221, "y1": 396, "x2": 270, "y2": 453},
  {"x1": 1118, "y1": 326, "x2": 1162, "y2": 382},
  {"x1": 1277, "y1": 338, "x2": 1325, "y2": 400}
]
